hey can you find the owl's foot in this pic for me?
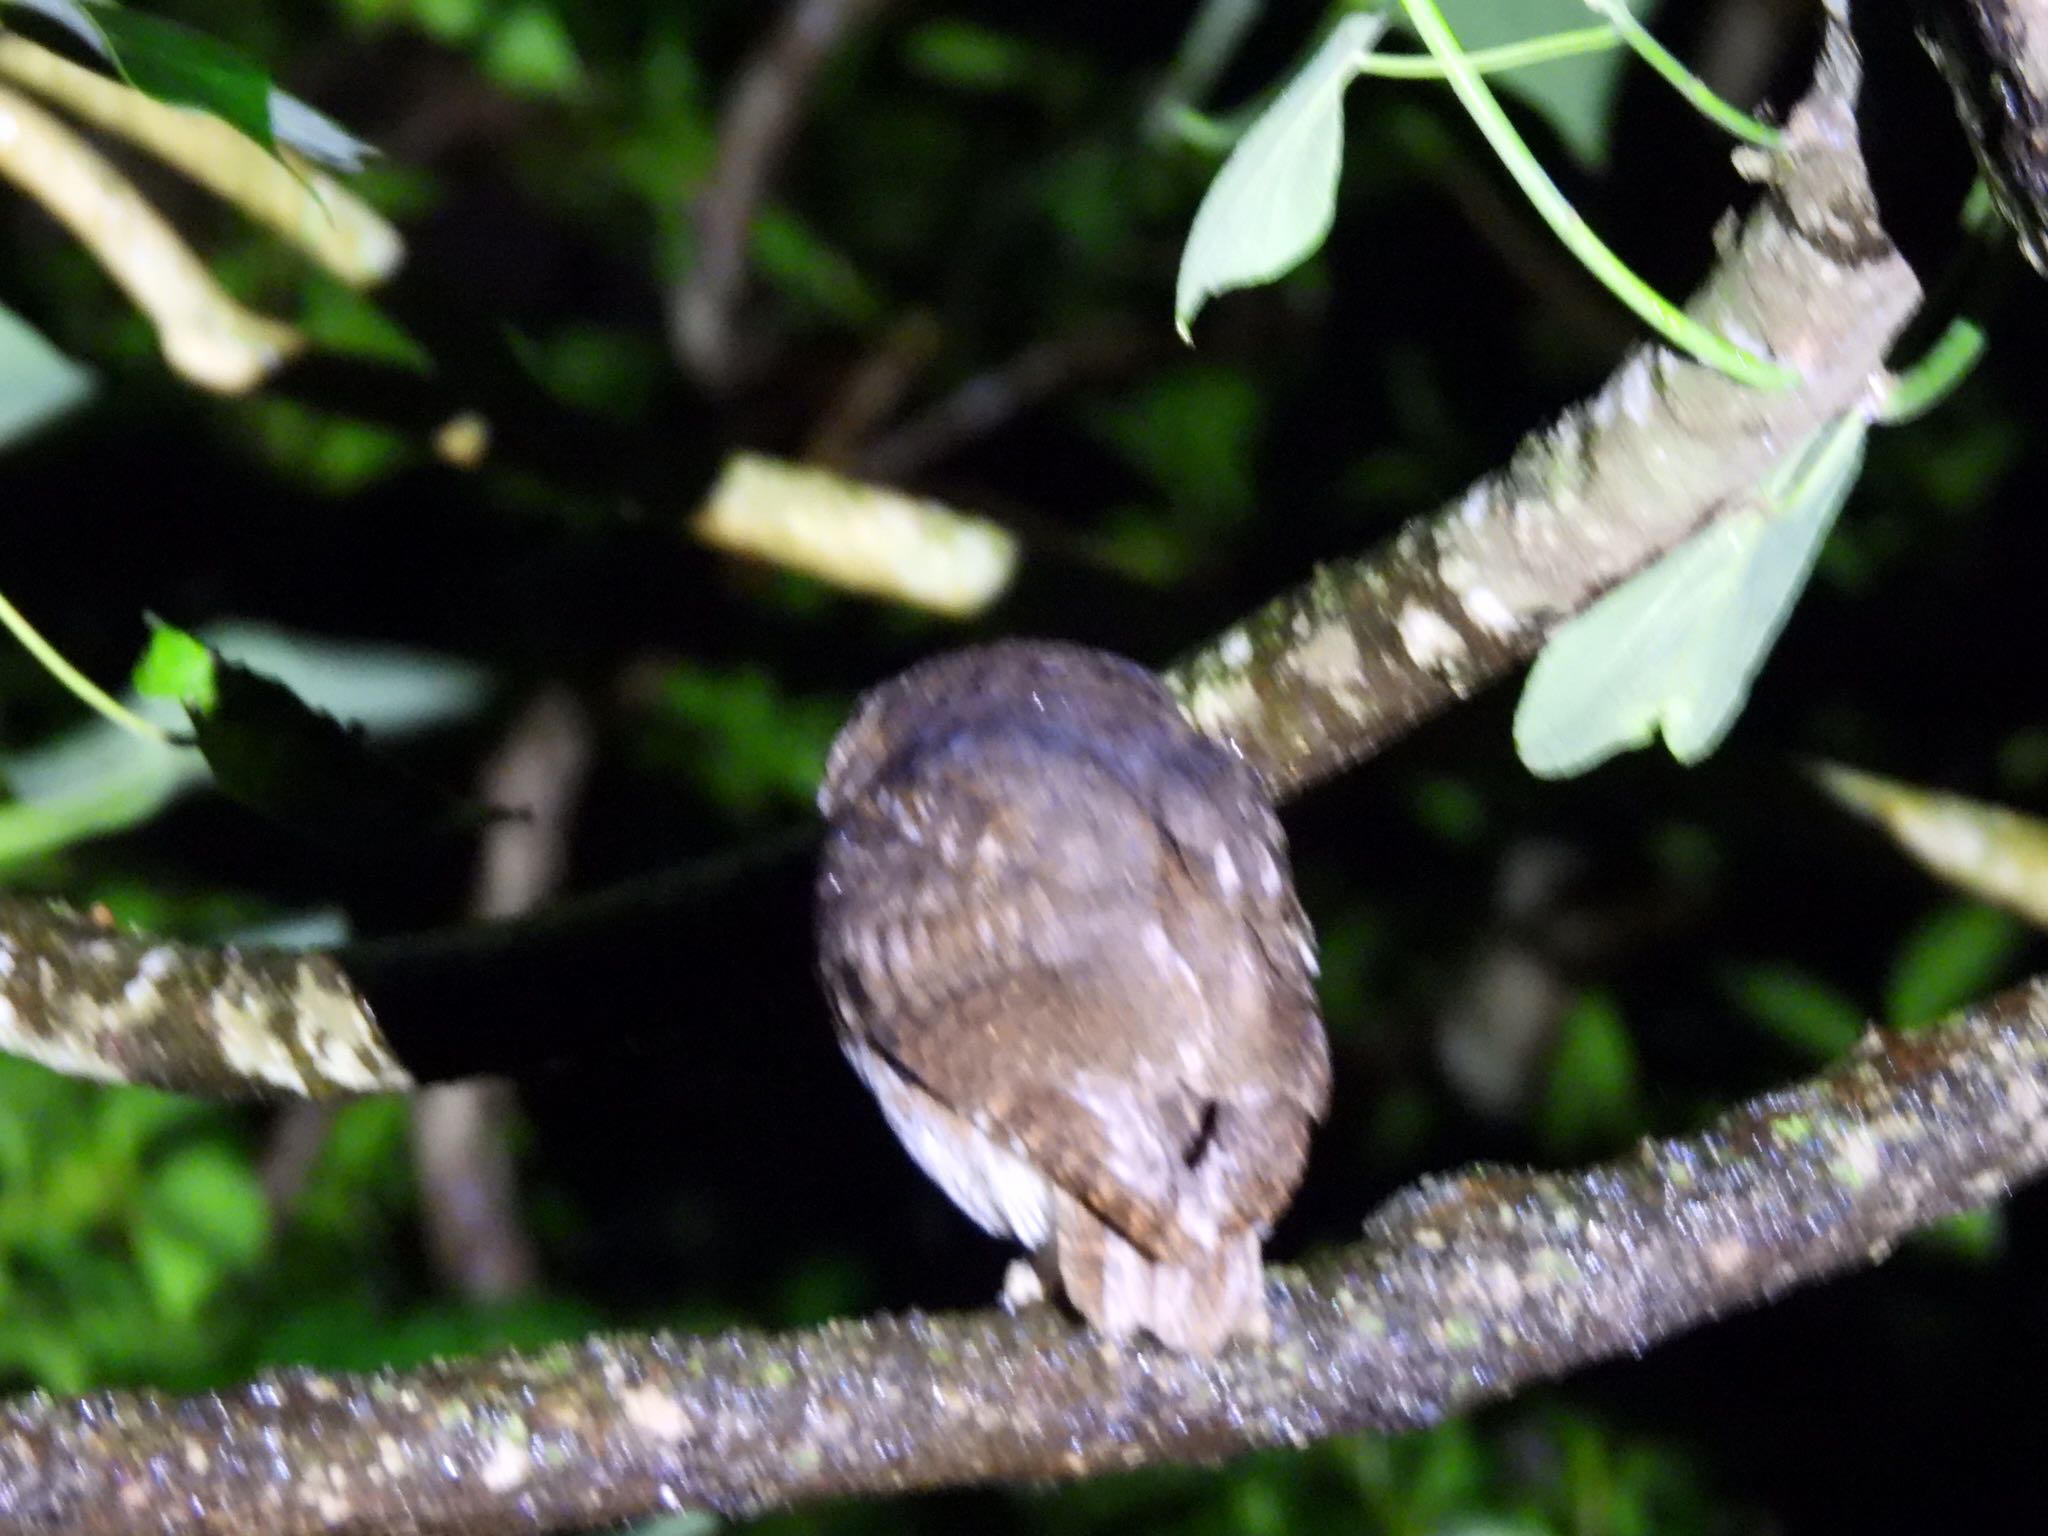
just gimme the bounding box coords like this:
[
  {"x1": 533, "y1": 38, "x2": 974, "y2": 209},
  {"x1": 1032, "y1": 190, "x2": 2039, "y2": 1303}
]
[{"x1": 1000, "y1": 1257, "x2": 1048, "y2": 1314}]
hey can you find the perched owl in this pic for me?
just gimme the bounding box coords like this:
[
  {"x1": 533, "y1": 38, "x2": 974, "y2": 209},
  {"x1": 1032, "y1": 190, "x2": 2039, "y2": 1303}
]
[{"x1": 816, "y1": 640, "x2": 1328, "y2": 1353}]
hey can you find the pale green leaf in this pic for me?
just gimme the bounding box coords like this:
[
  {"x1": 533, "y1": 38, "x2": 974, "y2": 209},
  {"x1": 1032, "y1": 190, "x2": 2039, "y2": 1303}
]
[
  {"x1": 1403, "y1": 0, "x2": 1658, "y2": 167},
  {"x1": 1174, "y1": 13, "x2": 1387, "y2": 340},
  {"x1": 1515, "y1": 413, "x2": 1868, "y2": 778},
  {"x1": 0, "y1": 301, "x2": 94, "y2": 450}
]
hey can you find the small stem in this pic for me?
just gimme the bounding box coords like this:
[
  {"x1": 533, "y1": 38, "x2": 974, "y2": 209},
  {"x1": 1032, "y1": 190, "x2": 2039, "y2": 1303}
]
[
  {"x1": 1583, "y1": 0, "x2": 1781, "y2": 147},
  {"x1": 0, "y1": 592, "x2": 170, "y2": 745},
  {"x1": 1399, "y1": 0, "x2": 1798, "y2": 390},
  {"x1": 1877, "y1": 318, "x2": 1986, "y2": 424},
  {"x1": 1362, "y1": 25, "x2": 1621, "y2": 80}
]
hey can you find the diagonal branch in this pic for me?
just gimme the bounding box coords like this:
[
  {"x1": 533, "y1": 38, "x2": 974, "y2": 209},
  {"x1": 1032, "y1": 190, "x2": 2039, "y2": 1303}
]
[
  {"x1": 6, "y1": 974, "x2": 2047, "y2": 1535},
  {"x1": 1167, "y1": 14, "x2": 1919, "y2": 798}
]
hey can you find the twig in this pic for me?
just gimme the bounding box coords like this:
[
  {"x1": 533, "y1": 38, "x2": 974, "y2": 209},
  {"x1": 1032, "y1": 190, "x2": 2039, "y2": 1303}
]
[
  {"x1": 412, "y1": 688, "x2": 593, "y2": 1301},
  {"x1": 6, "y1": 973, "x2": 2047, "y2": 1533},
  {"x1": 853, "y1": 319, "x2": 1151, "y2": 482},
  {"x1": 669, "y1": 0, "x2": 895, "y2": 389}
]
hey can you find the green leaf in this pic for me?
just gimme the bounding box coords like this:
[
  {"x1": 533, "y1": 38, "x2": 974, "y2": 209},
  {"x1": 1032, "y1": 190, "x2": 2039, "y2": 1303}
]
[
  {"x1": 1, "y1": 0, "x2": 375, "y2": 168},
  {"x1": 903, "y1": 19, "x2": 1030, "y2": 94},
  {"x1": 1086, "y1": 365, "x2": 1263, "y2": 518},
  {"x1": 142, "y1": 1143, "x2": 269, "y2": 1268},
  {"x1": 1403, "y1": 0, "x2": 1653, "y2": 167},
  {"x1": 0, "y1": 622, "x2": 486, "y2": 867},
  {"x1": 1911, "y1": 1206, "x2": 2005, "y2": 1264},
  {"x1": 1723, "y1": 963, "x2": 1865, "y2": 1061},
  {"x1": 1515, "y1": 413, "x2": 1869, "y2": 778},
  {"x1": 482, "y1": 2, "x2": 584, "y2": 99},
  {"x1": 187, "y1": 654, "x2": 499, "y2": 857},
  {"x1": 132, "y1": 619, "x2": 219, "y2": 712},
  {"x1": 1885, "y1": 901, "x2": 2028, "y2": 1029},
  {"x1": 93, "y1": 7, "x2": 277, "y2": 152},
  {"x1": 131, "y1": 1215, "x2": 223, "y2": 1321},
  {"x1": 297, "y1": 275, "x2": 431, "y2": 372},
  {"x1": 1538, "y1": 990, "x2": 1641, "y2": 1154},
  {"x1": 0, "y1": 301, "x2": 94, "y2": 451},
  {"x1": 1174, "y1": 13, "x2": 1388, "y2": 339}
]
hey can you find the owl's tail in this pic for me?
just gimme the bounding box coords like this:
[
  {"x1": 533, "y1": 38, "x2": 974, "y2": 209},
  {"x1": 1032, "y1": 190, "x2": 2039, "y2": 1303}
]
[{"x1": 1052, "y1": 1191, "x2": 1266, "y2": 1354}]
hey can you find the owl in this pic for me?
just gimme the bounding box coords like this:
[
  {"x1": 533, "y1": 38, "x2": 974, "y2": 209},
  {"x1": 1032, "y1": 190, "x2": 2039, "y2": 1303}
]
[{"x1": 816, "y1": 640, "x2": 1328, "y2": 1353}]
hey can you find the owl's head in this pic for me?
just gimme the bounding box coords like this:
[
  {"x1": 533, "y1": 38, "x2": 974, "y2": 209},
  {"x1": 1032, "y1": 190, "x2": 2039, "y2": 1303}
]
[{"x1": 819, "y1": 640, "x2": 1179, "y2": 818}]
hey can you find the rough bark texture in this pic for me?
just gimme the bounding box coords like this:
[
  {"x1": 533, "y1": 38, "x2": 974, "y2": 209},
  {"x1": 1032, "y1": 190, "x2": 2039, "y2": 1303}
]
[
  {"x1": 0, "y1": 897, "x2": 404, "y2": 1099},
  {"x1": 1165, "y1": 18, "x2": 1919, "y2": 799},
  {"x1": 6, "y1": 975, "x2": 2047, "y2": 1535},
  {"x1": 1916, "y1": 0, "x2": 2048, "y2": 272}
]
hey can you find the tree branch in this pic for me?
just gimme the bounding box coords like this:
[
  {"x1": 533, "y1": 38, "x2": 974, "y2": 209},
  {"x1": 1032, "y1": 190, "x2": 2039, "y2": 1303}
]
[
  {"x1": 1165, "y1": 14, "x2": 1919, "y2": 799},
  {"x1": 7, "y1": 973, "x2": 2046, "y2": 1534},
  {"x1": 669, "y1": 0, "x2": 895, "y2": 389},
  {"x1": 0, "y1": 896, "x2": 404, "y2": 1099}
]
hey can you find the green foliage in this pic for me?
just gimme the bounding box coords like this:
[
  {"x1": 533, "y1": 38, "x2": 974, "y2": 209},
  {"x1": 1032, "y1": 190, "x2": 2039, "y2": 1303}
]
[
  {"x1": 1723, "y1": 962, "x2": 1865, "y2": 1060},
  {"x1": 1537, "y1": 991, "x2": 1643, "y2": 1156},
  {"x1": 185, "y1": 653, "x2": 495, "y2": 855},
  {"x1": 297, "y1": 276, "x2": 433, "y2": 373},
  {"x1": 643, "y1": 662, "x2": 846, "y2": 820},
  {"x1": 1087, "y1": 364, "x2": 1263, "y2": 521},
  {"x1": 0, "y1": 1055, "x2": 266, "y2": 1390},
  {"x1": 0, "y1": 624, "x2": 486, "y2": 874},
  {"x1": 133, "y1": 619, "x2": 218, "y2": 712},
  {"x1": 1884, "y1": 901, "x2": 2029, "y2": 1030}
]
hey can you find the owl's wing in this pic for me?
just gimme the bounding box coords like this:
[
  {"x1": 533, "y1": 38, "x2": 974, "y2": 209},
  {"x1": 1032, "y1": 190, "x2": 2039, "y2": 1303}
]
[
  {"x1": 846, "y1": 947, "x2": 1310, "y2": 1264},
  {"x1": 1150, "y1": 764, "x2": 1332, "y2": 1122},
  {"x1": 820, "y1": 747, "x2": 1325, "y2": 1263},
  {"x1": 853, "y1": 959, "x2": 1213, "y2": 1262}
]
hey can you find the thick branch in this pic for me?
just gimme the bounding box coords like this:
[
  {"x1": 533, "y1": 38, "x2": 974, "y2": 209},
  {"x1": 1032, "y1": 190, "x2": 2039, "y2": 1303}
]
[
  {"x1": 0, "y1": 896, "x2": 404, "y2": 1099},
  {"x1": 7, "y1": 976, "x2": 2048, "y2": 1535},
  {"x1": 1164, "y1": 19, "x2": 1920, "y2": 798}
]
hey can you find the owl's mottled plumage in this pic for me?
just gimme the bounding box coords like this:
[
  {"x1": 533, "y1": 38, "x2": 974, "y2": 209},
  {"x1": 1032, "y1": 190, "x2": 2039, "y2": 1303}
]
[{"x1": 816, "y1": 640, "x2": 1328, "y2": 1353}]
